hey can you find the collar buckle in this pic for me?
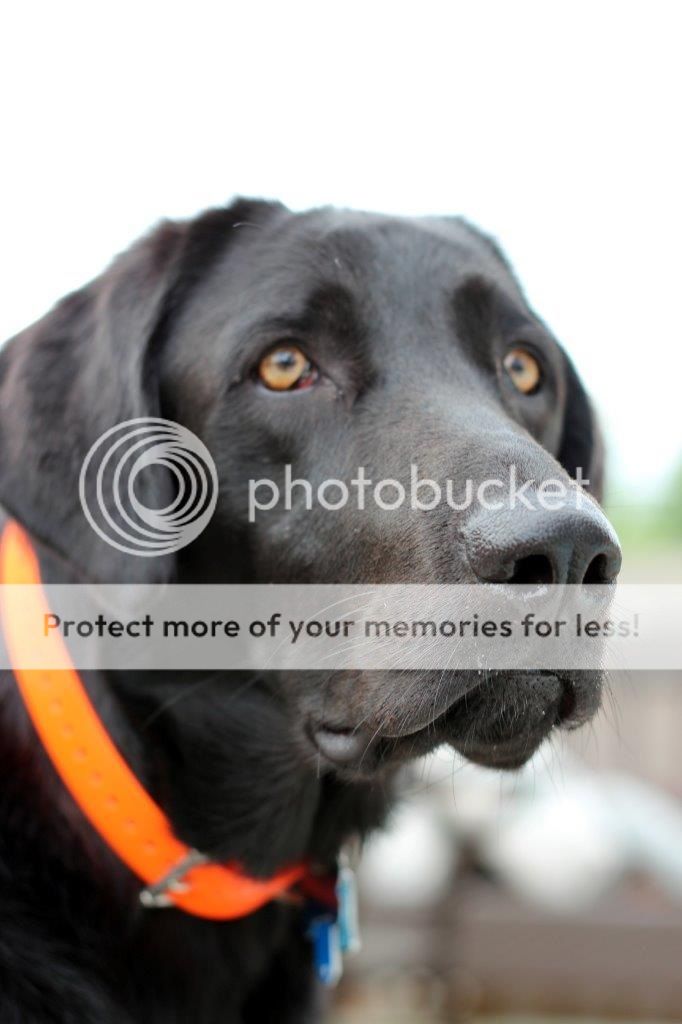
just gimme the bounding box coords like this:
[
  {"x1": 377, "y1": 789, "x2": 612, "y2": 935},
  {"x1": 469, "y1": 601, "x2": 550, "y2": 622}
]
[{"x1": 139, "y1": 848, "x2": 209, "y2": 909}]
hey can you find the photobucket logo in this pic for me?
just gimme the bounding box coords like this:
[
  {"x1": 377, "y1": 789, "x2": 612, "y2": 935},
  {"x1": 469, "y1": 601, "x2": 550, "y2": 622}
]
[
  {"x1": 79, "y1": 418, "x2": 218, "y2": 556},
  {"x1": 248, "y1": 464, "x2": 591, "y2": 522}
]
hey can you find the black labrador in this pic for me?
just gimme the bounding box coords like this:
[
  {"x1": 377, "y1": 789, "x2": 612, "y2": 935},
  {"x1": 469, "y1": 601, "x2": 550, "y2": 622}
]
[{"x1": 0, "y1": 199, "x2": 621, "y2": 1023}]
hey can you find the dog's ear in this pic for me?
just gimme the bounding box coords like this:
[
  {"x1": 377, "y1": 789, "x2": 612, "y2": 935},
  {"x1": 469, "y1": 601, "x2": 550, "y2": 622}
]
[
  {"x1": 558, "y1": 353, "x2": 606, "y2": 503},
  {"x1": 0, "y1": 198, "x2": 284, "y2": 582}
]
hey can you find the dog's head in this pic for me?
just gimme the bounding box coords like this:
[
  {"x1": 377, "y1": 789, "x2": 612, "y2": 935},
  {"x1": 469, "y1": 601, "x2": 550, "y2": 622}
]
[{"x1": 0, "y1": 199, "x2": 620, "y2": 803}]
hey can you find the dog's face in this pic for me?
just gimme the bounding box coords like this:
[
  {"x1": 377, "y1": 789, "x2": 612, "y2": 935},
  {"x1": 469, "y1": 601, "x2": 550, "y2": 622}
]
[
  {"x1": 160, "y1": 204, "x2": 620, "y2": 775},
  {"x1": 0, "y1": 200, "x2": 620, "y2": 805}
]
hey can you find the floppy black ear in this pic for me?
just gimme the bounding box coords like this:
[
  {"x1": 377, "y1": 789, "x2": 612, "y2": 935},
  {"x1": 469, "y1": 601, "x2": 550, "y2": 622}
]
[
  {"x1": 0, "y1": 198, "x2": 283, "y2": 582},
  {"x1": 558, "y1": 354, "x2": 606, "y2": 503}
]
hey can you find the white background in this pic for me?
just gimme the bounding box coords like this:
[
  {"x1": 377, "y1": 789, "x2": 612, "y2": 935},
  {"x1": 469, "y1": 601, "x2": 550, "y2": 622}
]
[{"x1": 1, "y1": 1, "x2": 680, "y2": 494}]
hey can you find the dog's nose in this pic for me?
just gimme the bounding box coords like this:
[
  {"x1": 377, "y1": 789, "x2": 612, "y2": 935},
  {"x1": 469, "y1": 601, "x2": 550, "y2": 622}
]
[{"x1": 464, "y1": 500, "x2": 621, "y2": 585}]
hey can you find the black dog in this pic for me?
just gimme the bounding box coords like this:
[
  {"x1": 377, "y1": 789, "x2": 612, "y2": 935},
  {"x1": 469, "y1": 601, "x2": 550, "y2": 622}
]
[{"x1": 0, "y1": 199, "x2": 621, "y2": 1022}]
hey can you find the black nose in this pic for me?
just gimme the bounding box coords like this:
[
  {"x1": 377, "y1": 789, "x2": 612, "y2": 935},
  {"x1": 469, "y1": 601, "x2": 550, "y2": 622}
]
[{"x1": 464, "y1": 501, "x2": 621, "y2": 585}]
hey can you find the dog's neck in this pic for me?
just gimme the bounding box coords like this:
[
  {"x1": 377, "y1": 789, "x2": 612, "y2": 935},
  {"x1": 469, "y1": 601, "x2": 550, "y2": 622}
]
[{"x1": 1, "y1": 522, "x2": 391, "y2": 899}]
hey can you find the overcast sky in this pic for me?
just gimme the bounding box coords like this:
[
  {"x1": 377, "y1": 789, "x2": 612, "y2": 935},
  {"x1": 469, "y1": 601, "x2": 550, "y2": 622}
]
[{"x1": 1, "y1": 1, "x2": 679, "y2": 496}]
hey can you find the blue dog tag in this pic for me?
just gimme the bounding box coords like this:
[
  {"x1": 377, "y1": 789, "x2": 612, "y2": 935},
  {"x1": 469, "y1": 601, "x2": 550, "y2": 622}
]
[
  {"x1": 309, "y1": 916, "x2": 343, "y2": 987},
  {"x1": 303, "y1": 857, "x2": 361, "y2": 986}
]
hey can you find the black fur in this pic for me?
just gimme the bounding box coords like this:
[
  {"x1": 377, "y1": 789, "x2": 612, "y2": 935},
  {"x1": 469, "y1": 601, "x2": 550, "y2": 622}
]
[{"x1": 0, "y1": 199, "x2": 619, "y2": 1022}]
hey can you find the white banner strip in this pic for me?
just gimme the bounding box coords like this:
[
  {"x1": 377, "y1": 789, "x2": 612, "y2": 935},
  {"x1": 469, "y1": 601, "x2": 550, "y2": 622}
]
[{"x1": 0, "y1": 583, "x2": 680, "y2": 671}]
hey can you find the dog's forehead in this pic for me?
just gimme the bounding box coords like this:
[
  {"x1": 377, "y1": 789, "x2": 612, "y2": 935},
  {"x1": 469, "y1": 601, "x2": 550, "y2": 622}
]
[
  {"x1": 222, "y1": 208, "x2": 522, "y2": 319},
  {"x1": 289, "y1": 207, "x2": 505, "y2": 265}
]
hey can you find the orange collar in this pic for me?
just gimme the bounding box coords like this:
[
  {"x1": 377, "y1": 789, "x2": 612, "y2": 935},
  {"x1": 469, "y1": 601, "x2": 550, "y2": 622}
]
[{"x1": 0, "y1": 520, "x2": 306, "y2": 919}]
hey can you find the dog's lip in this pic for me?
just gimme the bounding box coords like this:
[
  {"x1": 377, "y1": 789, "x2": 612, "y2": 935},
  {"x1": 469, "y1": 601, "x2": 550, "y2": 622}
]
[
  {"x1": 309, "y1": 673, "x2": 589, "y2": 772},
  {"x1": 447, "y1": 673, "x2": 586, "y2": 769},
  {"x1": 309, "y1": 707, "x2": 458, "y2": 770},
  {"x1": 313, "y1": 707, "x2": 442, "y2": 748},
  {"x1": 311, "y1": 723, "x2": 373, "y2": 767},
  {"x1": 309, "y1": 694, "x2": 457, "y2": 767},
  {"x1": 450, "y1": 730, "x2": 550, "y2": 770}
]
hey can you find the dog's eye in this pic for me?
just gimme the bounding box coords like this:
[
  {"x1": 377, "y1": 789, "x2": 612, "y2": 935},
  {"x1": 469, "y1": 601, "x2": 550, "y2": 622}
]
[
  {"x1": 503, "y1": 347, "x2": 542, "y2": 394},
  {"x1": 257, "y1": 344, "x2": 317, "y2": 391}
]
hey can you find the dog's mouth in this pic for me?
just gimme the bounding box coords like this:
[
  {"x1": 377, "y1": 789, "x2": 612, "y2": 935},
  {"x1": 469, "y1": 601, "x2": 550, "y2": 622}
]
[{"x1": 309, "y1": 670, "x2": 599, "y2": 776}]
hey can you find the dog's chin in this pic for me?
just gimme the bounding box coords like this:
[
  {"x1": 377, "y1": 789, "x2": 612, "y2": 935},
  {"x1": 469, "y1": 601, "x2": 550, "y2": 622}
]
[{"x1": 308, "y1": 670, "x2": 602, "y2": 779}]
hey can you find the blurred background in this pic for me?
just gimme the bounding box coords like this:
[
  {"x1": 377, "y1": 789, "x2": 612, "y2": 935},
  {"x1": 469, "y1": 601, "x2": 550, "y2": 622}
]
[{"x1": 2, "y1": 2, "x2": 680, "y2": 1020}]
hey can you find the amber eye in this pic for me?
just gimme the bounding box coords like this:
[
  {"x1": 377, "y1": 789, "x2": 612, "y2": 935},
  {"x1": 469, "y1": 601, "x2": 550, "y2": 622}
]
[
  {"x1": 503, "y1": 347, "x2": 542, "y2": 394},
  {"x1": 257, "y1": 344, "x2": 316, "y2": 391}
]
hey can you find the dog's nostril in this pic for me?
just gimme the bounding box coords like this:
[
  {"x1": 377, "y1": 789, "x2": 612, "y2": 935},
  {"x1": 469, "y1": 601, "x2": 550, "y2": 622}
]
[
  {"x1": 582, "y1": 552, "x2": 618, "y2": 585},
  {"x1": 464, "y1": 504, "x2": 621, "y2": 586},
  {"x1": 509, "y1": 553, "x2": 554, "y2": 585}
]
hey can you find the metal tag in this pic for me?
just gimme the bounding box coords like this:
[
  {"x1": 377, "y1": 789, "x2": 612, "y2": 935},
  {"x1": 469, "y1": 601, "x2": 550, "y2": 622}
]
[{"x1": 336, "y1": 865, "x2": 361, "y2": 954}]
